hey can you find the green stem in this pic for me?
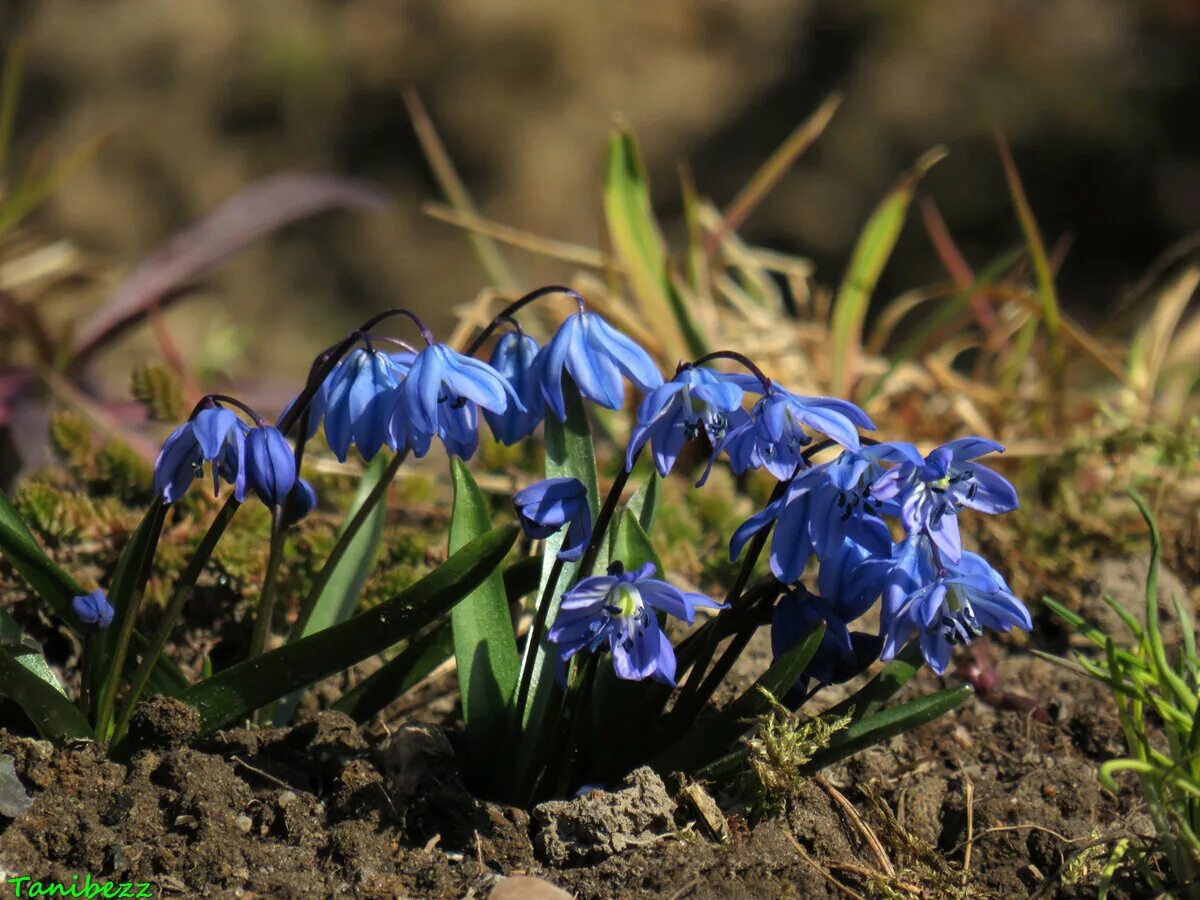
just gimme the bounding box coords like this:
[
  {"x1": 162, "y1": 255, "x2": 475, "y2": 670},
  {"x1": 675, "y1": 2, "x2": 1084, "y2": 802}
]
[
  {"x1": 575, "y1": 464, "x2": 632, "y2": 581},
  {"x1": 113, "y1": 497, "x2": 240, "y2": 741},
  {"x1": 249, "y1": 509, "x2": 287, "y2": 660},
  {"x1": 513, "y1": 554, "x2": 567, "y2": 728},
  {"x1": 290, "y1": 449, "x2": 408, "y2": 640},
  {"x1": 95, "y1": 503, "x2": 166, "y2": 741}
]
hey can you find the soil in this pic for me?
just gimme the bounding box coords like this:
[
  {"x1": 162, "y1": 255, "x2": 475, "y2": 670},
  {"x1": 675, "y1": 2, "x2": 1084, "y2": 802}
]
[{"x1": 0, "y1": 558, "x2": 1183, "y2": 897}]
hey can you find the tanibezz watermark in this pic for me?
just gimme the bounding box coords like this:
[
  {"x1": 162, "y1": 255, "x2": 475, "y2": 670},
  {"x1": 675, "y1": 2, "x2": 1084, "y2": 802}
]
[{"x1": 5, "y1": 875, "x2": 154, "y2": 898}]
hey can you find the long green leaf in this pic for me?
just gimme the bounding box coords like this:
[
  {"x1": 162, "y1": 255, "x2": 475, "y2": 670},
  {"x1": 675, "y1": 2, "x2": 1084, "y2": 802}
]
[
  {"x1": 802, "y1": 684, "x2": 972, "y2": 773},
  {"x1": 607, "y1": 506, "x2": 664, "y2": 575},
  {"x1": 332, "y1": 621, "x2": 453, "y2": 722},
  {"x1": 625, "y1": 471, "x2": 661, "y2": 535},
  {"x1": 821, "y1": 639, "x2": 925, "y2": 724},
  {"x1": 514, "y1": 382, "x2": 599, "y2": 788},
  {"x1": 0, "y1": 608, "x2": 64, "y2": 696},
  {"x1": 449, "y1": 458, "x2": 520, "y2": 785},
  {"x1": 830, "y1": 147, "x2": 946, "y2": 396},
  {"x1": 174, "y1": 523, "x2": 518, "y2": 736},
  {"x1": 653, "y1": 624, "x2": 825, "y2": 774},
  {"x1": 0, "y1": 645, "x2": 90, "y2": 740},
  {"x1": 605, "y1": 127, "x2": 708, "y2": 359}
]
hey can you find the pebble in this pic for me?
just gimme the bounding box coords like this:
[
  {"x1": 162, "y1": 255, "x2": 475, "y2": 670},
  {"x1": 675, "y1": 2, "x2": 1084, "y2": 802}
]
[
  {"x1": 235, "y1": 814, "x2": 253, "y2": 833},
  {"x1": 488, "y1": 875, "x2": 571, "y2": 900}
]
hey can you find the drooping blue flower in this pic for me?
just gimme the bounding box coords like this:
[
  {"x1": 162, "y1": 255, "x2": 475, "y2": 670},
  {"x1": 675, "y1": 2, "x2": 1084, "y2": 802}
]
[
  {"x1": 625, "y1": 366, "x2": 744, "y2": 477},
  {"x1": 535, "y1": 311, "x2": 663, "y2": 421},
  {"x1": 484, "y1": 331, "x2": 545, "y2": 445},
  {"x1": 387, "y1": 343, "x2": 519, "y2": 458},
  {"x1": 72, "y1": 588, "x2": 114, "y2": 630},
  {"x1": 152, "y1": 406, "x2": 248, "y2": 504},
  {"x1": 245, "y1": 425, "x2": 298, "y2": 508},
  {"x1": 880, "y1": 536, "x2": 1032, "y2": 674},
  {"x1": 513, "y1": 477, "x2": 592, "y2": 561},
  {"x1": 546, "y1": 562, "x2": 724, "y2": 685},
  {"x1": 870, "y1": 437, "x2": 1018, "y2": 562},
  {"x1": 717, "y1": 386, "x2": 876, "y2": 481},
  {"x1": 281, "y1": 478, "x2": 317, "y2": 528},
  {"x1": 728, "y1": 444, "x2": 916, "y2": 583},
  {"x1": 315, "y1": 348, "x2": 406, "y2": 462},
  {"x1": 773, "y1": 538, "x2": 892, "y2": 696}
]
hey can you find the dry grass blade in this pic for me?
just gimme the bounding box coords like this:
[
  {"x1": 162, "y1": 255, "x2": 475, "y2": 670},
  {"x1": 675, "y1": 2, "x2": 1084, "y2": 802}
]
[
  {"x1": 423, "y1": 202, "x2": 608, "y2": 269},
  {"x1": 815, "y1": 775, "x2": 895, "y2": 877},
  {"x1": 919, "y1": 195, "x2": 1002, "y2": 341},
  {"x1": 0, "y1": 40, "x2": 25, "y2": 175},
  {"x1": 70, "y1": 172, "x2": 389, "y2": 365},
  {"x1": 783, "y1": 828, "x2": 866, "y2": 900},
  {"x1": 402, "y1": 87, "x2": 516, "y2": 292},
  {"x1": 995, "y1": 132, "x2": 1064, "y2": 378},
  {"x1": 719, "y1": 91, "x2": 843, "y2": 238},
  {"x1": 1128, "y1": 264, "x2": 1200, "y2": 404}
]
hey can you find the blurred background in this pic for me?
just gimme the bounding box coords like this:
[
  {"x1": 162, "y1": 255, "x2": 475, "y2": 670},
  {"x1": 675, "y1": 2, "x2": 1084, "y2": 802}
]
[{"x1": 1, "y1": 0, "x2": 1198, "y2": 393}]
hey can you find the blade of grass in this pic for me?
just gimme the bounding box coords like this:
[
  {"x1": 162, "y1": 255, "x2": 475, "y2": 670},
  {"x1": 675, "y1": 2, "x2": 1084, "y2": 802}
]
[
  {"x1": 830, "y1": 147, "x2": 946, "y2": 396},
  {"x1": 403, "y1": 88, "x2": 516, "y2": 291},
  {"x1": 0, "y1": 41, "x2": 26, "y2": 176},
  {"x1": 0, "y1": 608, "x2": 64, "y2": 696},
  {"x1": 423, "y1": 203, "x2": 607, "y2": 270}
]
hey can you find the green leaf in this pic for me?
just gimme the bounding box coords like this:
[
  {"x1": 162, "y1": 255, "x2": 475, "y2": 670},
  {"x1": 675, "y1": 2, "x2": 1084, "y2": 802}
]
[
  {"x1": 332, "y1": 621, "x2": 453, "y2": 722},
  {"x1": 605, "y1": 127, "x2": 708, "y2": 359},
  {"x1": 174, "y1": 523, "x2": 519, "y2": 736},
  {"x1": 802, "y1": 684, "x2": 972, "y2": 774},
  {"x1": 821, "y1": 640, "x2": 925, "y2": 724},
  {"x1": 448, "y1": 458, "x2": 520, "y2": 783},
  {"x1": 0, "y1": 644, "x2": 90, "y2": 740},
  {"x1": 829, "y1": 147, "x2": 945, "y2": 396},
  {"x1": 272, "y1": 456, "x2": 389, "y2": 726},
  {"x1": 504, "y1": 556, "x2": 542, "y2": 604},
  {"x1": 514, "y1": 382, "x2": 599, "y2": 789},
  {"x1": 607, "y1": 506, "x2": 663, "y2": 576},
  {"x1": 0, "y1": 608, "x2": 65, "y2": 696},
  {"x1": 653, "y1": 624, "x2": 825, "y2": 774},
  {"x1": 625, "y1": 471, "x2": 660, "y2": 535}
]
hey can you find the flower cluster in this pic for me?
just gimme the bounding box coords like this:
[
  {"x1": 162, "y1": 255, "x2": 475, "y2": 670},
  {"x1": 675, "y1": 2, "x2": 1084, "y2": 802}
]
[{"x1": 148, "y1": 286, "x2": 1028, "y2": 693}]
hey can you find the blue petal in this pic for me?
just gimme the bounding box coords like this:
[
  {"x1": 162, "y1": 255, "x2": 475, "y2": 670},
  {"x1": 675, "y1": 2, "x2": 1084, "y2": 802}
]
[
  {"x1": 960, "y1": 464, "x2": 1019, "y2": 514},
  {"x1": 586, "y1": 313, "x2": 663, "y2": 394},
  {"x1": 191, "y1": 407, "x2": 240, "y2": 460},
  {"x1": 153, "y1": 422, "x2": 202, "y2": 504},
  {"x1": 943, "y1": 436, "x2": 1005, "y2": 461},
  {"x1": 245, "y1": 426, "x2": 297, "y2": 507}
]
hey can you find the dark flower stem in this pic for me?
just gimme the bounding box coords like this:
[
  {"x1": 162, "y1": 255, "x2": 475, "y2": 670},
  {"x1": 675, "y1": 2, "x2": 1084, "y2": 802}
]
[
  {"x1": 575, "y1": 460, "x2": 635, "y2": 581},
  {"x1": 288, "y1": 449, "x2": 409, "y2": 640},
  {"x1": 95, "y1": 502, "x2": 167, "y2": 741},
  {"x1": 113, "y1": 496, "x2": 241, "y2": 742},
  {"x1": 512, "y1": 554, "x2": 567, "y2": 728},
  {"x1": 687, "y1": 349, "x2": 773, "y2": 392},
  {"x1": 249, "y1": 508, "x2": 287, "y2": 661},
  {"x1": 464, "y1": 285, "x2": 586, "y2": 357},
  {"x1": 554, "y1": 651, "x2": 601, "y2": 797},
  {"x1": 193, "y1": 393, "x2": 264, "y2": 425}
]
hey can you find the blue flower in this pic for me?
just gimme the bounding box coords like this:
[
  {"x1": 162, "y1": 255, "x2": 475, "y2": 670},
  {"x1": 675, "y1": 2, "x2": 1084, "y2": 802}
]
[
  {"x1": 152, "y1": 406, "x2": 248, "y2": 504},
  {"x1": 717, "y1": 386, "x2": 875, "y2": 481},
  {"x1": 245, "y1": 425, "x2": 298, "y2": 508},
  {"x1": 72, "y1": 588, "x2": 114, "y2": 630},
  {"x1": 546, "y1": 562, "x2": 724, "y2": 685},
  {"x1": 388, "y1": 343, "x2": 519, "y2": 458},
  {"x1": 535, "y1": 311, "x2": 663, "y2": 421},
  {"x1": 513, "y1": 477, "x2": 592, "y2": 561},
  {"x1": 881, "y1": 536, "x2": 1032, "y2": 674},
  {"x1": 871, "y1": 437, "x2": 1018, "y2": 562},
  {"x1": 728, "y1": 444, "x2": 916, "y2": 583},
  {"x1": 625, "y1": 366, "x2": 744, "y2": 477},
  {"x1": 773, "y1": 537, "x2": 892, "y2": 698},
  {"x1": 313, "y1": 348, "x2": 406, "y2": 462},
  {"x1": 281, "y1": 478, "x2": 317, "y2": 528},
  {"x1": 484, "y1": 331, "x2": 545, "y2": 445}
]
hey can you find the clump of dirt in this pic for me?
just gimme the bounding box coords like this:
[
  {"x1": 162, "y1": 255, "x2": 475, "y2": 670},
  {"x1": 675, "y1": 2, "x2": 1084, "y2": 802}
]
[{"x1": 532, "y1": 767, "x2": 676, "y2": 865}]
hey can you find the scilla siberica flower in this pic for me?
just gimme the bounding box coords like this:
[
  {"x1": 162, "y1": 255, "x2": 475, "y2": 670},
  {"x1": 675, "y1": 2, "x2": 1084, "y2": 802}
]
[
  {"x1": 771, "y1": 539, "x2": 891, "y2": 702},
  {"x1": 546, "y1": 562, "x2": 724, "y2": 685},
  {"x1": 513, "y1": 477, "x2": 592, "y2": 561},
  {"x1": 484, "y1": 331, "x2": 545, "y2": 445},
  {"x1": 388, "y1": 343, "x2": 520, "y2": 459},
  {"x1": 281, "y1": 478, "x2": 317, "y2": 528},
  {"x1": 314, "y1": 347, "x2": 407, "y2": 462},
  {"x1": 535, "y1": 310, "x2": 663, "y2": 421},
  {"x1": 625, "y1": 366, "x2": 744, "y2": 477},
  {"x1": 72, "y1": 588, "x2": 114, "y2": 630},
  {"x1": 718, "y1": 385, "x2": 876, "y2": 481},
  {"x1": 882, "y1": 536, "x2": 1031, "y2": 674},
  {"x1": 729, "y1": 443, "x2": 916, "y2": 584},
  {"x1": 870, "y1": 437, "x2": 1018, "y2": 562},
  {"x1": 153, "y1": 406, "x2": 248, "y2": 504},
  {"x1": 244, "y1": 425, "x2": 297, "y2": 508}
]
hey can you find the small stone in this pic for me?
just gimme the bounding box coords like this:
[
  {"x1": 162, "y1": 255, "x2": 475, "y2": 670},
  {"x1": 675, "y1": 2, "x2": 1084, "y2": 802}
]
[
  {"x1": 278, "y1": 790, "x2": 297, "y2": 808},
  {"x1": 488, "y1": 875, "x2": 571, "y2": 900},
  {"x1": 0, "y1": 755, "x2": 33, "y2": 818},
  {"x1": 235, "y1": 814, "x2": 253, "y2": 833}
]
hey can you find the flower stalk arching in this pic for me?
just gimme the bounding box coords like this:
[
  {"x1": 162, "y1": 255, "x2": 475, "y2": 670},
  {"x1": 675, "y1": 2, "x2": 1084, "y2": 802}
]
[{"x1": 463, "y1": 284, "x2": 586, "y2": 357}]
